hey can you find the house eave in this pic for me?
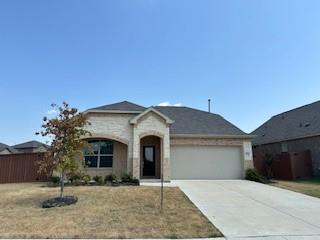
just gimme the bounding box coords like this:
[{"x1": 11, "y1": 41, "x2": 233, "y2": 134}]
[{"x1": 253, "y1": 133, "x2": 320, "y2": 146}]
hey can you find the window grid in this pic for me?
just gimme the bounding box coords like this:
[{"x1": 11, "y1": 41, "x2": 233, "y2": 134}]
[{"x1": 84, "y1": 140, "x2": 113, "y2": 168}]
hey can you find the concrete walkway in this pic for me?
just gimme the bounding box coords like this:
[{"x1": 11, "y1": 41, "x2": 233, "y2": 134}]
[{"x1": 174, "y1": 180, "x2": 320, "y2": 240}]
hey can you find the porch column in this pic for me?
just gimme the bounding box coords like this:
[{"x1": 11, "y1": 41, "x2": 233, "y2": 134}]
[
  {"x1": 132, "y1": 126, "x2": 140, "y2": 179},
  {"x1": 162, "y1": 131, "x2": 171, "y2": 181}
]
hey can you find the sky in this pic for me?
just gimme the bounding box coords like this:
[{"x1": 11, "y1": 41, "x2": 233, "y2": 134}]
[{"x1": 0, "y1": 0, "x2": 320, "y2": 145}]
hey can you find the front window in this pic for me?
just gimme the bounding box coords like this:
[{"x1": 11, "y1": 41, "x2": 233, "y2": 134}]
[{"x1": 84, "y1": 140, "x2": 113, "y2": 168}]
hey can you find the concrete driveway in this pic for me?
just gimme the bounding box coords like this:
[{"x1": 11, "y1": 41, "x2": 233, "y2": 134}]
[{"x1": 174, "y1": 180, "x2": 320, "y2": 240}]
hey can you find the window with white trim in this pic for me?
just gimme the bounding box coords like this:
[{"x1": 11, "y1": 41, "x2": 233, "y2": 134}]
[{"x1": 84, "y1": 140, "x2": 113, "y2": 168}]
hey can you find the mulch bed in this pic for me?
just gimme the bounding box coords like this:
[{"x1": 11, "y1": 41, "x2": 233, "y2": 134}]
[{"x1": 42, "y1": 196, "x2": 78, "y2": 208}]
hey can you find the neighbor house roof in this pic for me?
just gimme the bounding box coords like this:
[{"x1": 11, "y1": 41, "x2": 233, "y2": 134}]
[
  {"x1": 12, "y1": 140, "x2": 48, "y2": 149},
  {"x1": 252, "y1": 100, "x2": 320, "y2": 145},
  {"x1": 154, "y1": 106, "x2": 249, "y2": 137},
  {"x1": 0, "y1": 143, "x2": 9, "y2": 152},
  {"x1": 0, "y1": 143, "x2": 19, "y2": 154},
  {"x1": 86, "y1": 101, "x2": 146, "y2": 112}
]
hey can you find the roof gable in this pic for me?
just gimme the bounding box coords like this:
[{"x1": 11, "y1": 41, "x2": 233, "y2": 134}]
[
  {"x1": 130, "y1": 107, "x2": 174, "y2": 125},
  {"x1": 252, "y1": 100, "x2": 320, "y2": 145}
]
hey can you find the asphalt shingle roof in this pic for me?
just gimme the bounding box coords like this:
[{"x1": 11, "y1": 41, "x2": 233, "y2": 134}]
[
  {"x1": 86, "y1": 101, "x2": 249, "y2": 137},
  {"x1": 0, "y1": 143, "x2": 9, "y2": 152},
  {"x1": 154, "y1": 106, "x2": 248, "y2": 136},
  {"x1": 12, "y1": 140, "x2": 48, "y2": 149},
  {"x1": 0, "y1": 143, "x2": 19, "y2": 153},
  {"x1": 87, "y1": 101, "x2": 146, "y2": 112},
  {"x1": 252, "y1": 100, "x2": 320, "y2": 145}
]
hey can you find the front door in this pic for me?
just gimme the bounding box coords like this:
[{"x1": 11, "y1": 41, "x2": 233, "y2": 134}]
[{"x1": 143, "y1": 146, "x2": 156, "y2": 177}]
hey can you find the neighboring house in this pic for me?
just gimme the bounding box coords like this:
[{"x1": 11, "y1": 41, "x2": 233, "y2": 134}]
[
  {"x1": 12, "y1": 141, "x2": 49, "y2": 153},
  {"x1": 0, "y1": 143, "x2": 19, "y2": 155},
  {"x1": 251, "y1": 100, "x2": 320, "y2": 176},
  {"x1": 81, "y1": 101, "x2": 254, "y2": 181}
]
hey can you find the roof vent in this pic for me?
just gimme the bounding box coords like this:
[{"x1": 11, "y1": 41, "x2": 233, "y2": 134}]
[
  {"x1": 281, "y1": 115, "x2": 285, "y2": 120},
  {"x1": 262, "y1": 134, "x2": 266, "y2": 137},
  {"x1": 305, "y1": 123, "x2": 310, "y2": 127}
]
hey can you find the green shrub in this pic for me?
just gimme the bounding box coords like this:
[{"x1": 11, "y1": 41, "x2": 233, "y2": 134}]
[
  {"x1": 104, "y1": 173, "x2": 117, "y2": 183},
  {"x1": 245, "y1": 168, "x2": 262, "y2": 183},
  {"x1": 121, "y1": 173, "x2": 133, "y2": 183},
  {"x1": 82, "y1": 174, "x2": 91, "y2": 184},
  {"x1": 120, "y1": 173, "x2": 139, "y2": 185},
  {"x1": 93, "y1": 175, "x2": 103, "y2": 185},
  {"x1": 48, "y1": 176, "x2": 60, "y2": 184},
  {"x1": 68, "y1": 172, "x2": 82, "y2": 183},
  {"x1": 131, "y1": 178, "x2": 140, "y2": 185}
]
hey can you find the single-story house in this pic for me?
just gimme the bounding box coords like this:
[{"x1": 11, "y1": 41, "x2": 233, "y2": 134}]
[
  {"x1": 81, "y1": 101, "x2": 254, "y2": 181},
  {"x1": 251, "y1": 100, "x2": 320, "y2": 176},
  {"x1": 12, "y1": 141, "x2": 49, "y2": 153}
]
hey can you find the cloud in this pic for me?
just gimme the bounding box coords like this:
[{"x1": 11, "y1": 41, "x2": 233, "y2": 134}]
[
  {"x1": 47, "y1": 109, "x2": 57, "y2": 115},
  {"x1": 158, "y1": 101, "x2": 182, "y2": 107}
]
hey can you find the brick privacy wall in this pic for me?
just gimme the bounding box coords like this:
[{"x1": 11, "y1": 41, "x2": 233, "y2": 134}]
[
  {"x1": 0, "y1": 153, "x2": 49, "y2": 183},
  {"x1": 253, "y1": 136, "x2": 320, "y2": 176}
]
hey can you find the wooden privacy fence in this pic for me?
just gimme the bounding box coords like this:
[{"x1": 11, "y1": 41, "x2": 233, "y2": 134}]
[
  {"x1": 0, "y1": 153, "x2": 49, "y2": 183},
  {"x1": 253, "y1": 150, "x2": 313, "y2": 180}
]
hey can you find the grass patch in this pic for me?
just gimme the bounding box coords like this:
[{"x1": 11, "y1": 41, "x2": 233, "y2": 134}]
[
  {"x1": 271, "y1": 177, "x2": 320, "y2": 198},
  {"x1": 0, "y1": 183, "x2": 222, "y2": 238}
]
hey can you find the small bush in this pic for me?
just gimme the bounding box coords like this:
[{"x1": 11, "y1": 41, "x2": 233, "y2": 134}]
[
  {"x1": 48, "y1": 176, "x2": 60, "y2": 184},
  {"x1": 131, "y1": 178, "x2": 140, "y2": 185},
  {"x1": 120, "y1": 173, "x2": 139, "y2": 185},
  {"x1": 121, "y1": 173, "x2": 133, "y2": 183},
  {"x1": 93, "y1": 175, "x2": 103, "y2": 185},
  {"x1": 68, "y1": 172, "x2": 82, "y2": 183},
  {"x1": 82, "y1": 174, "x2": 91, "y2": 184},
  {"x1": 245, "y1": 168, "x2": 263, "y2": 183},
  {"x1": 104, "y1": 173, "x2": 117, "y2": 183}
]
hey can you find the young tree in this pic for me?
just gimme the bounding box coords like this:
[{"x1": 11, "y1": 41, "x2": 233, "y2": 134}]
[{"x1": 37, "y1": 102, "x2": 91, "y2": 198}]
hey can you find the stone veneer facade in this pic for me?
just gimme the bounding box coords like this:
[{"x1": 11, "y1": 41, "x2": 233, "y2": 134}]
[{"x1": 82, "y1": 110, "x2": 253, "y2": 180}]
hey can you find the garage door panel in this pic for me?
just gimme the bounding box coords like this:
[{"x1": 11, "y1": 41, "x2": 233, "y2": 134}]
[{"x1": 171, "y1": 146, "x2": 243, "y2": 179}]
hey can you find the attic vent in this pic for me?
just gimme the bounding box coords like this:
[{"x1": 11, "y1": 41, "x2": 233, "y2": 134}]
[
  {"x1": 262, "y1": 134, "x2": 266, "y2": 137},
  {"x1": 305, "y1": 123, "x2": 310, "y2": 127},
  {"x1": 281, "y1": 116, "x2": 285, "y2": 120}
]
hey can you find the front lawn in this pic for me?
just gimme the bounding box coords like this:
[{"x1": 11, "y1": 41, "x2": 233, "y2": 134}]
[
  {"x1": 0, "y1": 183, "x2": 222, "y2": 238},
  {"x1": 271, "y1": 177, "x2": 320, "y2": 198}
]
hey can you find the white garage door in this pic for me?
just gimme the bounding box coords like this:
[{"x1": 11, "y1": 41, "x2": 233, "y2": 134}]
[{"x1": 171, "y1": 146, "x2": 243, "y2": 179}]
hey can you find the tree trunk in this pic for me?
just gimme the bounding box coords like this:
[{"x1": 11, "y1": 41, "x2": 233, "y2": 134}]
[{"x1": 60, "y1": 170, "x2": 64, "y2": 198}]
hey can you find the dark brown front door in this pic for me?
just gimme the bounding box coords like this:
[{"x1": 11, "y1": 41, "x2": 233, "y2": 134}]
[{"x1": 143, "y1": 146, "x2": 155, "y2": 177}]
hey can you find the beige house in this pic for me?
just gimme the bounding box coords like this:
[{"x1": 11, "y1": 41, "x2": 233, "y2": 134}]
[{"x1": 82, "y1": 101, "x2": 254, "y2": 181}]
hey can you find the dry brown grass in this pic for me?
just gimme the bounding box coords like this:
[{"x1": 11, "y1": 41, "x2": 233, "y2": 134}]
[
  {"x1": 0, "y1": 183, "x2": 221, "y2": 239},
  {"x1": 271, "y1": 178, "x2": 320, "y2": 198}
]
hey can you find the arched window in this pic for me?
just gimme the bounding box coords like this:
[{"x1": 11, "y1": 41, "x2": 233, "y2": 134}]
[{"x1": 84, "y1": 140, "x2": 113, "y2": 168}]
